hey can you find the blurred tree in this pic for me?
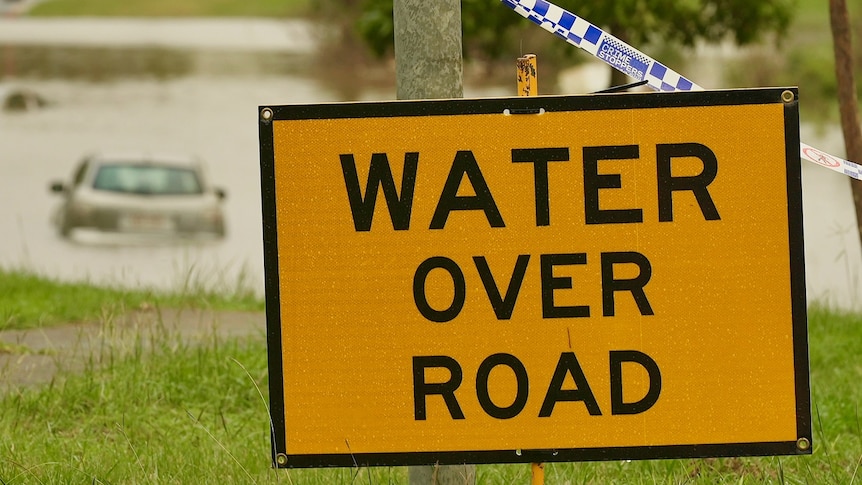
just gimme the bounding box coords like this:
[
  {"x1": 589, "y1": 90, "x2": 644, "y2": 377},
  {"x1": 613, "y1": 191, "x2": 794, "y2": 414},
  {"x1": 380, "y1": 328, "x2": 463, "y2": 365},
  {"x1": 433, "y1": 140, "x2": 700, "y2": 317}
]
[
  {"x1": 829, "y1": 0, "x2": 862, "y2": 247},
  {"x1": 315, "y1": 0, "x2": 795, "y2": 89}
]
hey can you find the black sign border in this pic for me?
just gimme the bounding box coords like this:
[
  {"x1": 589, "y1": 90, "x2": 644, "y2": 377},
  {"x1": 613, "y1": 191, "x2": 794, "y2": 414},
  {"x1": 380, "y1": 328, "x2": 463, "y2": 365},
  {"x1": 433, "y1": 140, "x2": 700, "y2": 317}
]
[{"x1": 259, "y1": 87, "x2": 810, "y2": 469}]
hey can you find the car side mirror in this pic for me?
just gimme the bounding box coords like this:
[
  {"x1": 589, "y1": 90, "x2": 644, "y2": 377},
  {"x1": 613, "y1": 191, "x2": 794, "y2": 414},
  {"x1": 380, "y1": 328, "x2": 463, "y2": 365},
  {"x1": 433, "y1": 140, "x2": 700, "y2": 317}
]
[
  {"x1": 50, "y1": 181, "x2": 65, "y2": 193},
  {"x1": 215, "y1": 188, "x2": 227, "y2": 200}
]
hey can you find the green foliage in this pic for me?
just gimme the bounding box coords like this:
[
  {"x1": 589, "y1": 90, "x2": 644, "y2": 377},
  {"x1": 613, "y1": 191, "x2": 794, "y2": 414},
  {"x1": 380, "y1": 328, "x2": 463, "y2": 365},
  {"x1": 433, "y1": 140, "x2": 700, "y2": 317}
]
[
  {"x1": 554, "y1": 0, "x2": 793, "y2": 47},
  {"x1": 335, "y1": 0, "x2": 794, "y2": 64},
  {"x1": 356, "y1": 0, "x2": 395, "y2": 57},
  {"x1": 724, "y1": 0, "x2": 862, "y2": 124}
]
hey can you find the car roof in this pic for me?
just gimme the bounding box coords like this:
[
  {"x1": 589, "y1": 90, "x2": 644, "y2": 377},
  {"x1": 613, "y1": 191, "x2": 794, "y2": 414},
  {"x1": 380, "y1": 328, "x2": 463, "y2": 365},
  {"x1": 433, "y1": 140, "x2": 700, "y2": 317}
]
[{"x1": 87, "y1": 152, "x2": 202, "y2": 167}]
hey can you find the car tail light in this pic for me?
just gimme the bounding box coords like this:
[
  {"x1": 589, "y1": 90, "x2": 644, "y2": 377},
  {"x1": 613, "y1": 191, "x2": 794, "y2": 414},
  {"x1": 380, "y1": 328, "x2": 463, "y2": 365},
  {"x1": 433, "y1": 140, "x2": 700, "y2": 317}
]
[{"x1": 202, "y1": 208, "x2": 223, "y2": 224}]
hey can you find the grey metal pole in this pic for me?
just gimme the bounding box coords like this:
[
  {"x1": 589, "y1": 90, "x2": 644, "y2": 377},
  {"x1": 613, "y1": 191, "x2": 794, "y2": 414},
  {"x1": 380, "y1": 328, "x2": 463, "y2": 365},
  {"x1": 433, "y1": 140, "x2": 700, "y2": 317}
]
[
  {"x1": 394, "y1": 1, "x2": 473, "y2": 484},
  {"x1": 394, "y1": 0, "x2": 463, "y2": 100},
  {"x1": 408, "y1": 464, "x2": 476, "y2": 485}
]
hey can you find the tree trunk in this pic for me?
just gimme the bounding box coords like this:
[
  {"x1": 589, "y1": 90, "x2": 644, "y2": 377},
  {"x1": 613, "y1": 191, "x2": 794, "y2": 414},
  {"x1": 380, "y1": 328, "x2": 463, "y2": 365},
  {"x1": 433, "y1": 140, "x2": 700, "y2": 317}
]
[
  {"x1": 393, "y1": 1, "x2": 475, "y2": 483},
  {"x1": 829, "y1": 0, "x2": 862, "y2": 245}
]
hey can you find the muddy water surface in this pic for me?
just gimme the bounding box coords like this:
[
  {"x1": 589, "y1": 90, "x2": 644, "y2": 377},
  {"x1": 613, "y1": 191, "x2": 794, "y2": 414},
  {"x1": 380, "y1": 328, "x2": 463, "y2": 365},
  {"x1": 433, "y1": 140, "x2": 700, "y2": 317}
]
[
  {"x1": 1, "y1": 35, "x2": 860, "y2": 310},
  {"x1": 0, "y1": 43, "x2": 508, "y2": 295}
]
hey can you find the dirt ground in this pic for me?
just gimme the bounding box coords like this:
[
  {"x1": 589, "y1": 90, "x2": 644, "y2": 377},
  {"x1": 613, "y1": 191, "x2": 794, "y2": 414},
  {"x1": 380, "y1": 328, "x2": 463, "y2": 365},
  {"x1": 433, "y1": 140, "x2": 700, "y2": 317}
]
[{"x1": 0, "y1": 308, "x2": 266, "y2": 393}]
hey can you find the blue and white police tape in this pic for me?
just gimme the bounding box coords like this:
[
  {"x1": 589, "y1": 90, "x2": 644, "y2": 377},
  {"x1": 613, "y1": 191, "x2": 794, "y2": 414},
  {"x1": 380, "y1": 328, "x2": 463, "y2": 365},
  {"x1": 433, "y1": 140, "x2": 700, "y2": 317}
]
[
  {"x1": 802, "y1": 142, "x2": 862, "y2": 179},
  {"x1": 500, "y1": 0, "x2": 862, "y2": 181}
]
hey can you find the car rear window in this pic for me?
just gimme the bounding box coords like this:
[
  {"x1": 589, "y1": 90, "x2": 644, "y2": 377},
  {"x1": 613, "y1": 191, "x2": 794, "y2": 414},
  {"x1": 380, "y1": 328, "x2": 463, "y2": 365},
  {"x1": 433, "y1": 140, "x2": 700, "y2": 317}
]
[{"x1": 92, "y1": 164, "x2": 203, "y2": 195}]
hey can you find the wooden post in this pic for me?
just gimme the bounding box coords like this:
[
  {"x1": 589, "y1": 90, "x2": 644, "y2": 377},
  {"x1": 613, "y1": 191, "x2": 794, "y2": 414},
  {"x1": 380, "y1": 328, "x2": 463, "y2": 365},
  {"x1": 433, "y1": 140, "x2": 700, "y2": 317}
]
[
  {"x1": 394, "y1": 1, "x2": 472, "y2": 483},
  {"x1": 517, "y1": 54, "x2": 538, "y2": 96}
]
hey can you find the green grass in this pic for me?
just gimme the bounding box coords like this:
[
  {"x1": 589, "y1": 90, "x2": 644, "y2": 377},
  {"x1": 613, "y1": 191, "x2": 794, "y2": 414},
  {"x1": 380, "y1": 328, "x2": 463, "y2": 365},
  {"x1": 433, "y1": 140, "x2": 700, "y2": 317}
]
[
  {"x1": 0, "y1": 305, "x2": 859, "y2": 483},
  {"x1": 0, "y1": 267, "x2": 263, "y2": 331},
  {"x1": 28, "y1": 0, "x2": 310, "y2": 17}
]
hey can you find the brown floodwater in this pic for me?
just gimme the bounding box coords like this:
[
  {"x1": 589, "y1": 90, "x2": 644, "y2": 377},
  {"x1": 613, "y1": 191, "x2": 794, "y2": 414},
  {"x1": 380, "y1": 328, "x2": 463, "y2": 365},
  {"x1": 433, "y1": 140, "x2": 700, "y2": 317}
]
[
  {"x1": 1, "y1": 28, "x2": 860, "y2": 309},
  {"x1": 0, "y1": 41, "x2": 509, "y2": 295}
]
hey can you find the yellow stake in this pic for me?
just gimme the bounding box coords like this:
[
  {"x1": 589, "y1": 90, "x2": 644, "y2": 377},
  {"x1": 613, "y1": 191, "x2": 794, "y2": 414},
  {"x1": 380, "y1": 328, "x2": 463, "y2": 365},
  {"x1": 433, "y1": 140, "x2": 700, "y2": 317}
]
[
  {"x1": 519, "y1": 53, "x2": 543, "y2": 485},
  {"x1": 531, "y1": 461, "x2": 545, "y2": 485},
  {"x1": 517, "y1": 54, "x2": 538, "y2": 96}
]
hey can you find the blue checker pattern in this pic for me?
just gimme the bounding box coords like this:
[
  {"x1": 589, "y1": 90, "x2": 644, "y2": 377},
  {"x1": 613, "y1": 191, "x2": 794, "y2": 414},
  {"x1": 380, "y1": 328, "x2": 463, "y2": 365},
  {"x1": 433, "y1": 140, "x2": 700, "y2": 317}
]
[
  {"x1": 649, "y1": 62, "x2": 667, "y2": 79},
  {"x1": 502, "y1": 0, "x2": 704, "y2": 92},
  {"x1": 557, "y1": 10, "x2": 576, "y2": 30},
  {"x1": 583, "y1": 25, "x2": 602, "y2": 45},
  {"x1": 504, "y1": 0, "x2": 604, "y2": 53},
  {"x1": 648, "y1": 62, "x2": 699, "y2": 92},
  {"x1": 535, "y1": 0, "x2": 551, "y2": 16},
  {"x1": 844, "y1": 161, "x2": 862, "y2": 180}
]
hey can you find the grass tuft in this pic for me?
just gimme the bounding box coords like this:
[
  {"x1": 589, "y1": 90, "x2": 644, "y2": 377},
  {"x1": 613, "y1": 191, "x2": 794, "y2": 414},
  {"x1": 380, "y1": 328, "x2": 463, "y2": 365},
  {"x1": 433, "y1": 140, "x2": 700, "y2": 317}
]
[
  {"x1": 0, "y1": 267, "x2": 263, "y2": 331},
  {"x1": 0, "y1": 305, "x2": 859, "y2": 483}
]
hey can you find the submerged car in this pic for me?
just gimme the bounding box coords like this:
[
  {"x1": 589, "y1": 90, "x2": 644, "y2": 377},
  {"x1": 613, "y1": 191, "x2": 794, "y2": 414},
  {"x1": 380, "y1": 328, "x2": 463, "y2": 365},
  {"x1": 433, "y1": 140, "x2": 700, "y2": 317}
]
[{"x1": 50, "y1": 153, "x2": 226, "y2": 239}]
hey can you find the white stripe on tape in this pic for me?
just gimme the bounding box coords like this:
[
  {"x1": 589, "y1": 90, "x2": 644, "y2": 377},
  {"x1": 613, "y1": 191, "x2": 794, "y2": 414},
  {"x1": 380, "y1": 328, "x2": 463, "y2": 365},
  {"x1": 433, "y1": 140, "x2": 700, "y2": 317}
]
[
  {"x1": 501, "y1": 0, "x2": 861, "y2": 180},
  {"x1": 801, "y1": 142, "x2": 862, "y2": 179}
]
